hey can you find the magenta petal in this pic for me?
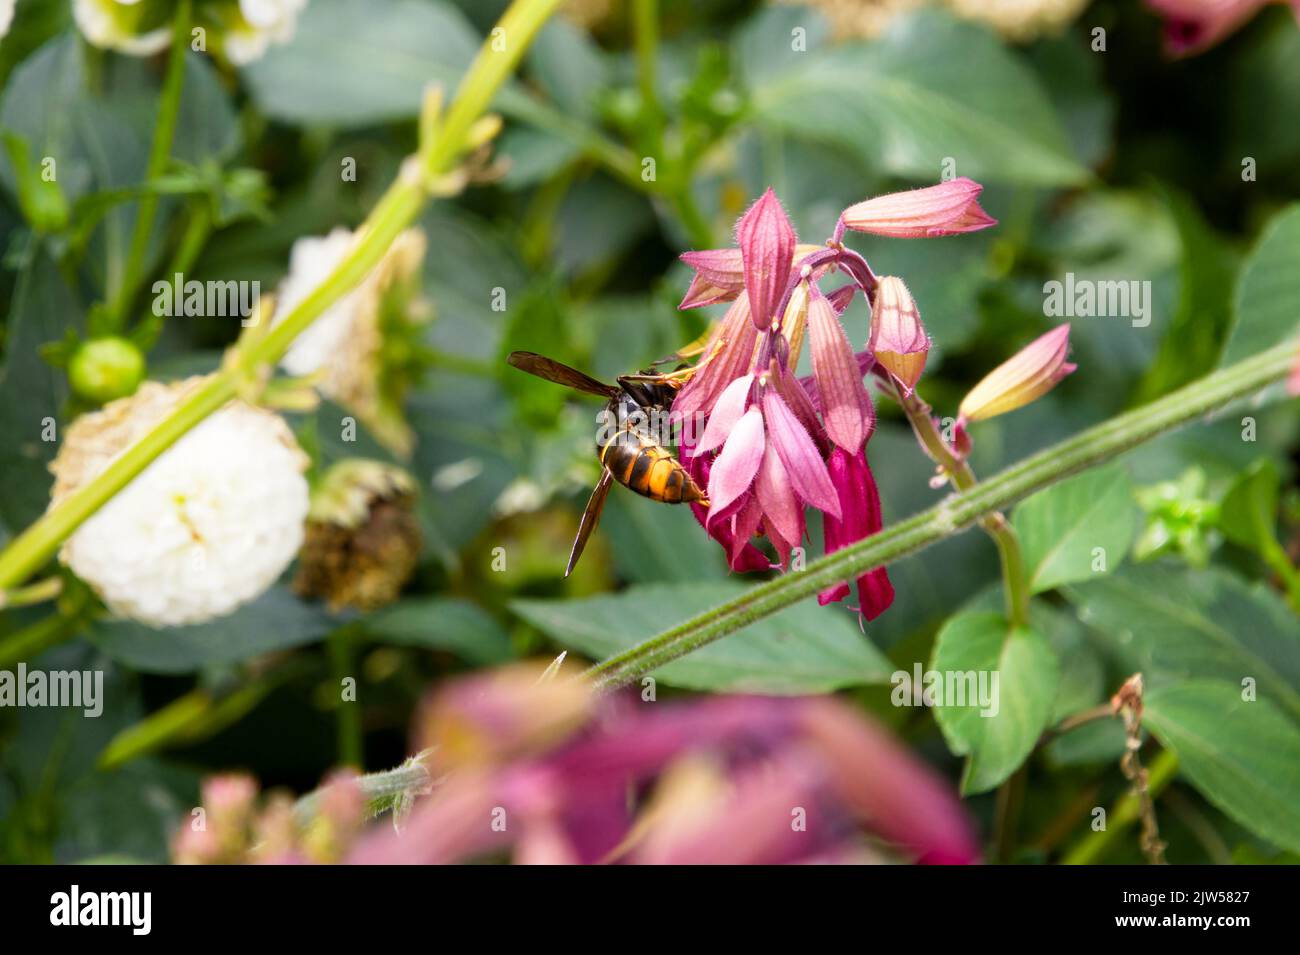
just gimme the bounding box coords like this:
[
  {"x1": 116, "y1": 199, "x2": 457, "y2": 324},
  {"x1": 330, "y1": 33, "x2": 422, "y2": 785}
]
[
  {"x1": 682, "y1": 447, "x2": 770, "y2": 572},
  {"x1": 754, "y1": 441, "x2": 803, "y2": 552},
  {"x1": 680, "y1": 247, "x2": 746, "y2": 286},
  {"x1": 736, "y1": 189, "x2": 796, "y2": 331},
  {"x1": 678, "y1": 272, "x2": 738, "y2": 309},
  {"x1": 706, "y1": 407, "x2": 765, "y2": 525},
  {"x1": 673, "y1": 294, "x2": 757, "y2": 425},
  {"x1": 807, "y1": 291, "x2": 873, "y2": 453},
  {"x1": 729, "y1": 496, "x2": 765, "y2": 569},
  {"x1": 760, "y1": 391, "x2": 840, "y2": 520},
  {"x1": 820, "y1": 447, "x2": 893, "y2": 620},
  {"x1": 696, "y1": 374, "x2": 753, "y2": 454}
]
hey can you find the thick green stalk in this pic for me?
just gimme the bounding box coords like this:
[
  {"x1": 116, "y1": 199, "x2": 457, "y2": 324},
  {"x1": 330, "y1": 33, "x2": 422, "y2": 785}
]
[
  {"x1": 0, "y1": 0, "x2": 564, "y2": 590},
  {"x1": 108, "y1": 0, "x2": 192, "y2": 328},
  {"x1": 586, "y1": 339, "x2": 1298, "y2": 689}
]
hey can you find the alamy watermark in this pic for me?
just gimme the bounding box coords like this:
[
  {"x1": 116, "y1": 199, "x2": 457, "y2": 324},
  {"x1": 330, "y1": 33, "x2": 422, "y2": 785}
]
[
  {"x1": 891, "y1": 663, "x2": 1000, "y2": 718},
  {"x1": 0, "y1": 663, "x2": 103, "y2": 717},
  {"x1": 1043, "y1": 273, "x2": 1152, "y2": 328},
  {"x1": 152, "y1": 272, "x2": 261, "y2": 325}
]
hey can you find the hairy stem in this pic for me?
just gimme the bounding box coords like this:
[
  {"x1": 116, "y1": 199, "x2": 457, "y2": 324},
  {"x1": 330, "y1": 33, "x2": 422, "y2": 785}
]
[
  {"x1": 0, "y1": 0, "x2": 564, "y2": 590},
  {"x1": 585, "y1": 338, "x2": 1297, "y2": 689}
]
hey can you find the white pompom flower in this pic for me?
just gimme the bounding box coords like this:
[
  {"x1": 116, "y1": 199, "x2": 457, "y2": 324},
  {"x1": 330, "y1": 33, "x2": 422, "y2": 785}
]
[
  {"x1": 50, "y1": 376, "x2": 310, "y2": 627},
  {"x1": 222, "y1": 0, "x2": 308, "y2": 65},
  {"x1": 73, "y1": 0, "x2": 173, "y2": 56}
]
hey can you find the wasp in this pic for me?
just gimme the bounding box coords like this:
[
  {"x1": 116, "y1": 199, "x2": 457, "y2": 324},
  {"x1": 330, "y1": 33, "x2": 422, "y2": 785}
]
[{"x1": 507, "y1": 351, "x2": 708, "y2": 576}]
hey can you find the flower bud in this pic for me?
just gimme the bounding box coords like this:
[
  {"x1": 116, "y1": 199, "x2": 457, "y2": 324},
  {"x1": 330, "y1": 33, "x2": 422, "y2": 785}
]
[
  {"x1": 958, "y1": 325, "x2": 1076, "y2": 423},
  {"x1": 735, "y1": 188, "x2": 796, "y2": 330},
  {"x1": 872, "y1": 277, "x2": 929, "y2": 393},
  {"x1": 842, "y1": 178, "x2": 996, "y2": 238},
  {"x1": 68, "y1": 337, "x2": 146, "y2": 404}
]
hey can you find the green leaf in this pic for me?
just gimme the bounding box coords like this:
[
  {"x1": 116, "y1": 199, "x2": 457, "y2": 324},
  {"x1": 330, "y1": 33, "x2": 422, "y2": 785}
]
[
  {"x1": 512, "y1": 583, "x2": 894, "y2": 694},
  {"x1": 1065, "y1": 563, "x2": 1300, "y2": 721},
  {"x1": 0, "y1": 248, "x2": 80, "y2": 533},
  {"x1": 86, "y1": 588, "x2": 337, "y2": 674},
  {"x1": 1218, "y1": 458, "x2": 1282, "y2": 556},
  {"x1": 1012, "y1": 465, "x2": 1137, "y2": 593},
  {"x1": 1222, "y1": 203, "x2": 1300, "y2": 365},
  {"x1": 748, "y1": 11, "x2": 1087, "y2": 186},
  {"x1": 1145, "y1": 681, "x2": 1300, "y2": 854},
  {"x1": 242, "y1": 0, "x2": 479, "y2": 127},
  {"x1": 929, "y1": 611, "x2": 1059, "y2": 794},
  {"x1": 363, "y1": 597, "x2": 514, "y2": 665}
]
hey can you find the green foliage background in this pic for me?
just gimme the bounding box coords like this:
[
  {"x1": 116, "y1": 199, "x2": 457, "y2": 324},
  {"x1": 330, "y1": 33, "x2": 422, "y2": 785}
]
[{"x1": 0, "y1": 0, "x2": 1298, "y2": 864}]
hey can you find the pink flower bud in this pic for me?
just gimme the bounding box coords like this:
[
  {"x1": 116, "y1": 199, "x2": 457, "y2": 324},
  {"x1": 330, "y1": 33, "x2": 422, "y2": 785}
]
[
  {"x1": 807, "y1": 290, "x2": 873, "y2": 453},
  {"x1": 679, "y1": 244, "x2": 824, "y2": 309},
  {"x1": 736, "y1": 188, "x2": 796, "y2": 330},
  {"x1": 959, "y1": 325, "x2": 1076, "y2": 423},
  {"x1": 872, "y1": 276, "x2": 930, "y2": 393},
  {"x1": 842, "y1": 177, "x2": 997, "y2": 238},
  {"x1": 1146, "y1": 0, "x2": 1273, "y2": 57}
]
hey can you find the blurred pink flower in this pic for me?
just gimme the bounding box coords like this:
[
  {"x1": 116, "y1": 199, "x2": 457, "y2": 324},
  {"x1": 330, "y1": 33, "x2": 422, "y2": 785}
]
[
  {"x1": 345, "y1": 673, "x2": 980, "y2": 866},
  {"x1": 1146, "y1": 0, "x2": 1294, "y2": 57}
]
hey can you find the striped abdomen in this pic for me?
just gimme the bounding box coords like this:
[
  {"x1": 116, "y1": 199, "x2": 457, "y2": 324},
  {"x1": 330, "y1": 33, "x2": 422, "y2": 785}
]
[{"x1": 599, "y1": 428, "x2": 706, "y2": 504}]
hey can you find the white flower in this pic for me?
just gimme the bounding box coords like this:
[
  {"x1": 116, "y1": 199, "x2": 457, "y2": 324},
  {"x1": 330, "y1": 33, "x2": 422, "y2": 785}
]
[
  {"x1": 51, "y1": 377, "x2": 310, "y2": 627},
  {"x1": 73, "y1": 0, "x2": 172, "y2": 56},
  {"x1": 273, "y1": 226, "x2": 427, "y2": 455},
  {"x1": 274, "y1": 227, "x2": 364, "y2": 380},
  {"x1": 223, "y1": 0, "x2": 307, "y2": 65},
  {"x1": 1, "y1": 0, "x2": 15, "y2": 41}
]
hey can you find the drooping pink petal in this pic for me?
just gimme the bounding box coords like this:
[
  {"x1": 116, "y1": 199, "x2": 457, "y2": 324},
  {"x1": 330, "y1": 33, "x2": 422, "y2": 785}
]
[
  {"x1": 736, "y1": 189, "x2": 796, "y2": 331},
  {"x1": 679, "y1": 272, "x2": 739, "y2": 309},
  {"x1": 681, "y1": 447, "x2": 770, "y2": 572},
  {"x1": 872, "y1": 276, "x2": 930, "y2": 393},
  {"x1": 773, "y1": 360, "x2": 830, "y2": 454},
  {"x1": 958, "y1": 324, "x2": 1076, "y2": 423},
  {"x1": 807, "y1": 290, "x2": 873, "y2": 453},
  {"x1": 696, "y1": 374, "x2": 754, "y2": 454},
  {"x1": 819, "y1": 447, "x2": 893, "y2": 620},
  {"x1": 754, "y1": 440, "x2": 803, "y2": 553},
  {"x1": 761, "y1": 390, "x2": 840, "y2": 520},
  {"x1": 841, "y1": 178, "x2": 997, "y2": 239},
  {"x1": 705, "y1": 407, "x2": 765, "y2": 525}
]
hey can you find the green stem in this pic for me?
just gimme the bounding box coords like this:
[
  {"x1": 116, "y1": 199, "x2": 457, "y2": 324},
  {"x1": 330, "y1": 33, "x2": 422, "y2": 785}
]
[
  {"x1": 0, "y1": 576, "x2": 63, "y2": 611},
  {"x1": 0, "y1": 0, "x2": 564, "y2": 591},
  {"x1": 633, "y1": 0, "x2": 664, "y2": 157},
  {"x1": 889, "y1": 379, "x2": 1030, "y2": 626},
  {"x1": 107, "y1": 0, "x2": 192, "y2": 330},
  {"x1": 1062, "y1": 748, "x2": 1179, "y2": 865},
  {"x1": 293, "y1": 752, "x2": 432, "y2": 827},
  {"x1": 329, "y1": 625, "x2": 364, "y2": 769},
  {"x1": 585, "y1": 339, "x2": 1298, "y2": 689}
]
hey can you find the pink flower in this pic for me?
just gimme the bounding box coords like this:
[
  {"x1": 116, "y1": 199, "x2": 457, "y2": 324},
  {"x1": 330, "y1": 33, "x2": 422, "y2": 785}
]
[
  {"x1": 959, "y1": 325, "x2": 1076, "y2": 424},
  {"x1": 807, "y1": 289, "x2": 874, "y2": 453},
  {"x1": 1288, "y1": 349, "x2": 1300, "y2": 396},
  {"x1": 841, "y1": 178, "x2": 997, "y2": 239},
  {"x1": 1146, "y1": 0, "x2": 1286, "y2": 57}
]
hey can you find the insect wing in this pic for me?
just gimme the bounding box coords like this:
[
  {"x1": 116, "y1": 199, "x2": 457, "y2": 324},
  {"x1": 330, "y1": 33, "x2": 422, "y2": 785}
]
[
  {"x1": 566, "y1": 468, "x2": 614, "y2": 577},
  {"x1": 507, "y1": 352, "x2": 618, "y2": 398}
]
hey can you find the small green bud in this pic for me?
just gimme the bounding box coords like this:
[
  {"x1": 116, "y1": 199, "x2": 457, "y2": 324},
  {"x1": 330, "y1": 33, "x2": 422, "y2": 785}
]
[{"x1": 68, "y1": 337, "x2": 146, "y2": 404}]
